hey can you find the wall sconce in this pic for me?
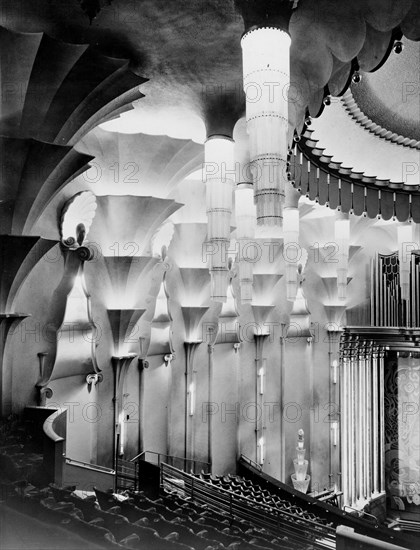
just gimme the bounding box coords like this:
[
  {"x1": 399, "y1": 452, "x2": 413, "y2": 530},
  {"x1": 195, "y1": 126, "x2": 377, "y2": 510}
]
[
  {"x1": 331, "y1": 360, "x2": 338, "y2": 384},
  {"x1": 233, "y1": 343, "x2": 241, "y2": 353},
  {"x1": 258, "y1": 366, "x2": 264, "y2": 395},
  {"x1": 331, "y1": 421, "x2": 339, "y2": 446},
  {"x1": 163, "y1": 353, "x2": 174, "y2": 367},
  {"x1": 258, "y1": 436, "x2": 265, "y2": 465},
  {"x1": 188, "y1": 382, "x2": 195, "y2": 416}
]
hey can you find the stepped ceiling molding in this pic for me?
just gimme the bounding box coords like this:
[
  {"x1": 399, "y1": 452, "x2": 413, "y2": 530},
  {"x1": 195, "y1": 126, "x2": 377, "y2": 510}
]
[
  {"x1": 0, "y1": 1, "x2": 418, "y2": 232},
  {"x1": 77, "y1": 128, "x2": 203, "y2": 197},
  {"x1": 0, "y1": 25, "x2": 146, "y2": 145},
  {"x1": 1, "y1": 1, "x2": 419, "y2": 142},
  {"x1": 0, "y1": 137, "x2": 93, "y2": 236}
]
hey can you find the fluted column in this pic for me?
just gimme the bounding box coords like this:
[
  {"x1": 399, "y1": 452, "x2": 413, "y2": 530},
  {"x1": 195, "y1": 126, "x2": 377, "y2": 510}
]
[
  {"x1": 340, "y1": 333, "x2": 386, "y2": 509},
  {"x1": 207, "y1": 344, "x2": 214, "y2": 470},
  {"x1": 365, "y1": 341, "x2": 373, "y2": 500},
  {"x1": 378, "y1": 346, "x2": 386, "y2": 494},
  {"x1": 184, "y1": 341, "x2": 201, "y2": 467},
  {"x1": 359, "y1": 341, "x2": 366, "y2": 501},
  {"x1": 349, "y1": 337, "x2": 358, "y2": 506},
  {"x1": 340, "y1": 335, "x2": 350, "y2": 506},
  {"x1": 372, "y1": 344, "x2": 380, "y2": 494},
  {"x1": 255, "y1": 334, "x2": 268, "y2": 465}
]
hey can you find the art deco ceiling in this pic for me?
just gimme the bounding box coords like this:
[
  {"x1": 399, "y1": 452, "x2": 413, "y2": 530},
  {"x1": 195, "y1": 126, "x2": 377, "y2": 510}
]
[
  {"x1": 0, "y1": 0, "x2": 419, "y2": 221},
  {"x1": 1, "y1": 0, "x2": 419, "y2": 138}
]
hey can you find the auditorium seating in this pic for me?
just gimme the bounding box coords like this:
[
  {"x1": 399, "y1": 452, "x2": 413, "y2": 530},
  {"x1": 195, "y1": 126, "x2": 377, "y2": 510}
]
[
  {"x1": 2, "y1": 471, "x2": 418, "y2": 550},
  {"x1": 1, "y1": 482, "x2": 308, "y2": 549},
  {"x1": 194, "y1": 472, "x2": 334, "y2": 528}
]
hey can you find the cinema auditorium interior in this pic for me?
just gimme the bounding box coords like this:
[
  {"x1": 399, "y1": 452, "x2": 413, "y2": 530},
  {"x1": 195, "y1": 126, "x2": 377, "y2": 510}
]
[{"x1": 0, "y1": 1, "x2": 419, "y2": 549}]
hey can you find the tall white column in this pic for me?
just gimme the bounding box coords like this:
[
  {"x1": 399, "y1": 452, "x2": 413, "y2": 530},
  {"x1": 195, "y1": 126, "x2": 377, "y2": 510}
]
[
  {"x1": 365, "y1": 342, "x2": 373, "y2": 499},
  {"x1": 372, "y1": 345, "x2": 380, "y2": 494},
  {"x1": 241, "y1": 27, "x2": 290, "y2": 227},
  {"x1": 379, "y1": 347, "x2": 386, "y2": 494},
  {"x1": 361, "y1": 343, "x2": 367, "y2": 500},
  {"x1": 235, "y1": 183, "x2": 256, "y2": 303},
  {"x1": 340, "y1": 346, "x2": 350, "y2": 506},
  {"x1": 350, "y1": 342, "x2": 357, "y2": 506},
  {"x1": 204, "y1": 136, "x2": 235, "y2": 302},
  {"x1": 341, "y1": 335, "x2": 385, "y2": 508}
]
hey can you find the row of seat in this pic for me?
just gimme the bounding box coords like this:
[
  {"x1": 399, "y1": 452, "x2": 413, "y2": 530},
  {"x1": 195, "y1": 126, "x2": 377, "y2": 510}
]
[
  {"x1": 95, "y1": 486, "x2": 300, "y2": 550},
  {"x1": 2, "y1": 468, "x2": 330, "y2": 550},
  {"x1": 164, "y1": 471, "x2": 328, "y2": 549},
  {"x1": 196, "y1": 472, "x2": 334, "y2": 529},
  {"x1": 4, "y1": 482, "x2": 304, "y2": 550}
]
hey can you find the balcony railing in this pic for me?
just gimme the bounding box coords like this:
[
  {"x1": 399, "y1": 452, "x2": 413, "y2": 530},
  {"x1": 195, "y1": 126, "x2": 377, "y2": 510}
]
[{"x1": 161, "y1": 462, "x2": 337, "y2": 550}]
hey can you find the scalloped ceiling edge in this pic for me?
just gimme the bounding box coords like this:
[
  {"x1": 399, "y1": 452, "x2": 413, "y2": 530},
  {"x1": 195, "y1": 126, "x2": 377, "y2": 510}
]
[{"x1": 341, "y1": 90, "x2": 420, "y2": 150}]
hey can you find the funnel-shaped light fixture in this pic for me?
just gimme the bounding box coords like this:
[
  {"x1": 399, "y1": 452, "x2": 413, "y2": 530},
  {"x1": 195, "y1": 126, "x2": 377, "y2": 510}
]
[
  {"x1": 284, "y1": 207, "x2": 300, "y2": 300},
  {"x1": 335, "y1": 215, "x2": 350, "y2": 300},
  {"x1": 235, "y1": 183, "x2": 256, "y2": 303},
  {"x1": 241, "y1": 27, "x2": 290, "y2": 227},
  {"x1": 203, "y1": 136, "x2": 235, "y2": 302},
  {"x1": 397, "y1": 224, "x2": 414, "y2": 301}
]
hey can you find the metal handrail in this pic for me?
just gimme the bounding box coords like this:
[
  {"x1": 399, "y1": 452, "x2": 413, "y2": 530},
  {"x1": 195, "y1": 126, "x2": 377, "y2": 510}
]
[
  {"x1": 130, "y1": 451, "x2": 146, "y2": 462},
  {"x1": 65, "y1": 457, "x2": 115, "y2": 474},
  {"x1": 130, "y1": 449, "x2": 210, "y2": 472},
  {"x1": 343, "y1": 505, "x2": 379, "y2": 528},
  {"x1": 161, "y1": 462, "x2": 336, "y2": 549},
  {"x1": 240, "y1": 453, "x2": 262, "y2": 472}
]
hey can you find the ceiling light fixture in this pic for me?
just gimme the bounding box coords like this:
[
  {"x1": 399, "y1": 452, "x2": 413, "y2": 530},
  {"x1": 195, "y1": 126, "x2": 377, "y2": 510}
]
[{"x1": 241, "y1": 27, "x2": 291, "y2": 228}]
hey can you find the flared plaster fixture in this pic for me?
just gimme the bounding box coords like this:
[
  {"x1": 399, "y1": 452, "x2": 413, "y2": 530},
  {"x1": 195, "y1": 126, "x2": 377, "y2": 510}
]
[
  {"x1": 235, "y1": 183, "x2": 256, "y2": 303},
  {"x1": 215, "y1": 265, "x2": 241, "y2": 346},
  {"x1": 241, "y1": 27, "x2": 290, "y2": 227},
  {"x1": 204, "y1": 136, "x2": 235, "y2": 302},
  {"x1": 35, "y1": 193, "x2": 100, "y2": 396},
  {"x1": 182, "y1": 307, "x2": 209, "y2": 343},
  {"x1": 287, "y1": 252, "x2": 312, "y2": 339},
  {"x1": 147, "y1": 260, "x2": 175, "y2": 364},
  {"x1": 335, "y1": 214, "x2": 350, "y2": 300},
  {"x1": 107, "y1": 309, "x2": 146, "y2": 357}
]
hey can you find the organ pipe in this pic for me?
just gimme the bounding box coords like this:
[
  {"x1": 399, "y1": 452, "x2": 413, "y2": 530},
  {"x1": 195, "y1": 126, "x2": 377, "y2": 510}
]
[{"x1": 339, "y1": 334, "x2": 385, "y2": 508}]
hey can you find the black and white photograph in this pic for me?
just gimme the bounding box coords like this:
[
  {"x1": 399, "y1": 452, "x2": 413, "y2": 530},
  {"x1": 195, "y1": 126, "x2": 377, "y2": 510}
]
[{"x1": 0, "y1": 1, "x2": 419, "y2": 548}]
